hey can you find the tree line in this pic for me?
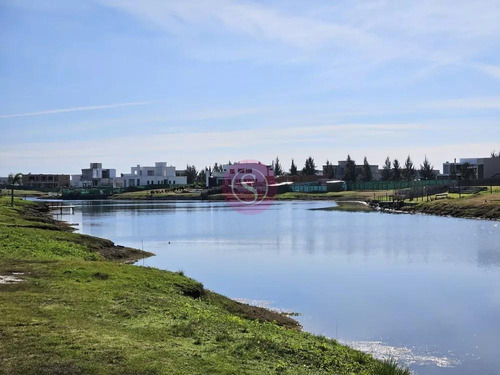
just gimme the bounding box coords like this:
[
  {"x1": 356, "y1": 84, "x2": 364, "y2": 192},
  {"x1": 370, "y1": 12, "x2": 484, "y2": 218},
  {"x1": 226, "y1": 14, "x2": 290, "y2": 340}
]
[
  {"x1": 271, "y1": 155, "x2": 437, "y2": 182},
  {"x1": 184, "y1": 148, "x2": 500, "y2": 184}
]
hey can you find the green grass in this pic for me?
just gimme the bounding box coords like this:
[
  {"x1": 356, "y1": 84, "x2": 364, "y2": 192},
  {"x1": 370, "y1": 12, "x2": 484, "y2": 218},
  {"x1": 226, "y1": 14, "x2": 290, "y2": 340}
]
[
  {"x1": 0, "y1": 197, "x2": 411, "y2": 374},
  {"x1": 0, "y1": 189, "x2": 47, "y2": 197},
  {"x1": 402, "y1": 188, "x2": 500, "y2": 220},
  {"x1": 274, "y1": 191, "x2": 380, "y2": 201},
  {"x1": 111, "y1": 189, "x2": 200, "y2": 200}
]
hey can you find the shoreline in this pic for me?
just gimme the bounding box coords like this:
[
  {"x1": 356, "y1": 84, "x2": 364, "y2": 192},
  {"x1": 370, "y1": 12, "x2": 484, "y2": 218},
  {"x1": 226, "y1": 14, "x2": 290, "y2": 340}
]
[
  {"x1": 30, "y1": 200, "x2": 301, "y2": 329},
  {"x1": 44, "y1": 191, "x2": 500, "y2": 220},
  {"x1": 2, "y1": 196, "x2": 410, "y2": 374}
]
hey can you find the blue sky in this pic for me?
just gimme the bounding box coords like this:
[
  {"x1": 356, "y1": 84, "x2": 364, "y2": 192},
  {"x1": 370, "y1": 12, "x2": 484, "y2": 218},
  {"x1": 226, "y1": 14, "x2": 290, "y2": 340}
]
[{"x1": 1, "y1": 0, "x2": 499, "y2": 175}]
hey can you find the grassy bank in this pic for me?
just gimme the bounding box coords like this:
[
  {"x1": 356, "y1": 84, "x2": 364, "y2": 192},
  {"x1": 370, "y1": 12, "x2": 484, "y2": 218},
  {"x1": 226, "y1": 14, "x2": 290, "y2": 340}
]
[
  {"x1": 110, "y1": 190, "x2": 201, "y2": 200},
  {"x1": 401, "y1": 189, "x2": 500, "y2": 220},
  {"x1": 110, "y1": 189, "x2": 385, "y2": 202},
  {"x1": 0, "y1": 189, "x2": 47, "y2": 197},
  {"x1": 204, "y1": 191, "x2": 382, "y2": 202},
  {"x1": 0, "y1": 197, "x2": 408, "y2": 374}
]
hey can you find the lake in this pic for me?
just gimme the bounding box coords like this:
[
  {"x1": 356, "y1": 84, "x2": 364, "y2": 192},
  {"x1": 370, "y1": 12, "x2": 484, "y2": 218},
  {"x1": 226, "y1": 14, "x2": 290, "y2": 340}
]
[{"x1": 55, "y1": 200, "x2": 500, "y2": 375}]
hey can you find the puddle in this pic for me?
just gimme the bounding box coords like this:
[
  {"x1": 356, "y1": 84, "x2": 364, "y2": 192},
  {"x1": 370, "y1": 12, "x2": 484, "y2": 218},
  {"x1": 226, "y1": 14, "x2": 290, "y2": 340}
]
[{"x1": 0, "y1": 272, "x2": 24, "y2": 284}]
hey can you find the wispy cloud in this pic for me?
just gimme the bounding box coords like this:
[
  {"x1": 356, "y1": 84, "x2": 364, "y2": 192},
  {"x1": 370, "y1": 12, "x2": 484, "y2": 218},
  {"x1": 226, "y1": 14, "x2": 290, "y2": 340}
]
[
  {"x1": 100, "y1": 0, "x2": 377, "y2": 50},
  {"x1": 422, "y1": 96, "x2": 500, "y2": 110},
  {"x1": 99, "y1": 0, "x2": 500, "y2": 74},
  {"x1": 475, "y1": 64, "x2": 500, "y2": 80},
  {"x1": 0, "y1": 101, "x2": 151, "y2": 119}
]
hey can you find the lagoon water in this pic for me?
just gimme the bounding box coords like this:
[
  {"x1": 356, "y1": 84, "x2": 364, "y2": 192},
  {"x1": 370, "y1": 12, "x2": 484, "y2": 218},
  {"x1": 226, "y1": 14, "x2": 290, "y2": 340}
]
[{"x1": 56, "y1": 200, "x2": 500, "y2": 375}]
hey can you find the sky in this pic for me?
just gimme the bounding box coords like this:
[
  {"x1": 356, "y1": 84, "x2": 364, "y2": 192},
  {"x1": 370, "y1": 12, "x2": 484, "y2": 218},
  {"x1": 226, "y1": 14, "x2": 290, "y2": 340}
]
[{"x1": 0, "y1": 0, "x2": 499, "y2": 176}]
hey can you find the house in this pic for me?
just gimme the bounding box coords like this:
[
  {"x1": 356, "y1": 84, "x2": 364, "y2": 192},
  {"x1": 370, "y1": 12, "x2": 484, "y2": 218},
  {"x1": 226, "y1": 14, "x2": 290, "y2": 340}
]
[
  {"x1": 22, "y1": 174, "x2": 70, "y2": 189},
  {"x1": 206, "y1": 162, "x2": 274, "y2": 187},
  {"x1": 442, "y1": 157, "x2": 500, "y2": 180},
  {"x1": 71, "y1": 163, "x2": 117, "y2": 188},
  {"x1": 0, "y1": 177, "x2": 10, "y2": 188},
  {"x1": 117, "y1": 162, "x2": 187, "y2": 188}
]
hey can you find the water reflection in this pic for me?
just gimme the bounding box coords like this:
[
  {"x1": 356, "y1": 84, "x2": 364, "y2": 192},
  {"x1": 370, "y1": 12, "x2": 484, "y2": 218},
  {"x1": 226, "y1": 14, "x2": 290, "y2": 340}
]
[{"x1": 54, "y1": 200, "x2": 500, "y2": 375}]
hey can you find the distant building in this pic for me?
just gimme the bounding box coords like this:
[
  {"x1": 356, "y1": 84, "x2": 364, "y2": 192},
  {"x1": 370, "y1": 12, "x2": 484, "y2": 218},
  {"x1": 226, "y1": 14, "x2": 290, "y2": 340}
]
[
  {"x1": 22, "y1": 174, "x2": 70, "y2": 189},
  {"x1": 117, "y1": 162, "x2": 187, "y2": 188},
  {"x1": 206, "y1": 163, "x2": 274, "y2": 187},
  {"x1": 0, "y1": 176, "x2": 10, "y2": 187},
  {"x1": 323, "y1": 160, "x2": 380, "y2": 181},
  {"x1": 71, "y1": 163, "x2": 117, "y2": 188},
  {"x1": 442, "y1": 157, "x2": 500, "y2": 179},
  {"x1": 416, "y1": 169, "x2": 441, "y2": 180}
]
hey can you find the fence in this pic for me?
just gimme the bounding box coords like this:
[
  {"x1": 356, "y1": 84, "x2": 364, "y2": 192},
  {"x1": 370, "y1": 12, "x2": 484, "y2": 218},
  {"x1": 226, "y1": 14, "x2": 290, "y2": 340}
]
[
  {"x1": 61, "y1": 187, "x2": 122, "y2": 199},
  {"x1": 346, "y1": 179, "x2": 455, "y2": 191},
  {"x1": 375, "y1": 184, "x2": 450, "y2": 202},
  {"x1": 290, "y1": 185, "x2": 327, "y2": 193},
  {"x1": 455, "y1": 179, "x2": 500, "y2": 187}
]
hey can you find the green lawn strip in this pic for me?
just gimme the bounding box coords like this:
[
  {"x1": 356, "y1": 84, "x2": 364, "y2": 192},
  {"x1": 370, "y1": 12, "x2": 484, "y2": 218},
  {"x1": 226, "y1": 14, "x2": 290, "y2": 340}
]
[
  {"x1": 402, "y1": 190, "x2": 500, "y2": 220},
  {"x1": 0, "y1": 197, "x2": 408, "y2": 374}
]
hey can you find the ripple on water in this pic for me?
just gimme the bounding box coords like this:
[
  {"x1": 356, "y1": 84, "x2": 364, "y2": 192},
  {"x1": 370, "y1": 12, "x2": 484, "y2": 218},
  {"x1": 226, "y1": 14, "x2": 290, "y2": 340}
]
[{"x1": 341, "y1": 340, "x2": 461, "y2": 369}]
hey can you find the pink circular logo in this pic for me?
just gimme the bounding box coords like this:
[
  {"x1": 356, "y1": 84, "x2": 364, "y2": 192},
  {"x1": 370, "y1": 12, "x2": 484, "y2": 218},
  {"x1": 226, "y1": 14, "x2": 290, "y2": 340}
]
[{"x1": 221, "y1": 160, "x2": 277, "y2": 214}]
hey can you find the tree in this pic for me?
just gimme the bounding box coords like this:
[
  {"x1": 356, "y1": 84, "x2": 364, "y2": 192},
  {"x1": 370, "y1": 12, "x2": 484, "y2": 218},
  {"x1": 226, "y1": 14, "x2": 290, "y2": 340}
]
[
  {"x1": 450, "y1": 163, "x2": 457, "y2": 179},
  {"x1": 402, "y1": 155, "x2": 417, "y2": 181},
  {"x1": 324, "y1": 160, "x2": 335, "y2": 179},
  {"x1": 302, "y1": 156, "x2": 316, "y2": 175},
  {"x1": 492, "y1": 150, "x2": 500, "y2": 158},
  {"x1": 185, "y1": 165, "x2": 197, "y2": 185},
  {"x1": 381, "y1": 157, "x2": 392, "y2": 181},
  {"x1": 361, "y1": 156, "x2": 373, "y2": 182},
  {"x1": 343, "y1": 155, "x2": 356, "y2": 181},
  {"x1": 273, "y1": 156, "x2": 283, "y2": 176},
  {"x1": 196, "y1": 168, "x2": 207, "y2": 185},
  {"x1": 392, "y1": 159, "x2": 402, "y2": 181},
  {"x1": 419, "y1": 157, "x2": 436, "y2": 180},
  {"x1": 8, "y1": 173, "x2": 22, "y2": 207},
  {"x1": 458, "y1": 162, "x2": 475, "y2": 180},
  {"x1": 289, "y1": 159, "x2": 298, "y2": 175},
  {"x1": 212, "y1": 163, "x2": 223, "y2": 173}
]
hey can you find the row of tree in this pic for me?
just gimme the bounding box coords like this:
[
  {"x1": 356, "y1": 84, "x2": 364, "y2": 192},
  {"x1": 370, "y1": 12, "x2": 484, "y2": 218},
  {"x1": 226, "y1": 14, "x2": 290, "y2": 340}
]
[
  {"x1": 380, "y1": 156, "x2": 435, "y2": 181},
  {"x1": 274, "y1": 155, "x2": 436, "y2": 182},
  {"x1": 187, "y1": 149, "x2": 500, "y2": 184}
]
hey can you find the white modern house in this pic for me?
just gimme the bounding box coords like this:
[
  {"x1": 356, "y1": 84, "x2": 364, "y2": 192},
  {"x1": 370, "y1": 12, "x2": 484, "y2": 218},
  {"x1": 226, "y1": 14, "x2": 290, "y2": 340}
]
[
  {"x1": 117, "y1": 162, "x2": 187, "y2": 188},
  {"x1": 71, "y1": 163, "x2": 117, "y2": 188}
]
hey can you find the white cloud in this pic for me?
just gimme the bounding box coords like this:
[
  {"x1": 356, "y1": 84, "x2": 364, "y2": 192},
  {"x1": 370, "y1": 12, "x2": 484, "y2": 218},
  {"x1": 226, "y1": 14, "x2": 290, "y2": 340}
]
[
  {"x1": 421, "y1": 96, "x2": 500, "y2": 110},
  {"x1": 0, "y1": 121, "x2": 424, "y2": 174},
  {"x1": 99, "y1": 0, "x2": 500, "y2": 75},
  {"x1": 0, "y1": 101, "x2": 151, "y2": 119},
  {"x1": 475, "y1": 64, "x2": 500, "y2": 80},
  {"x1": 100, "y1": 0, "x2": 377, "y2": 50}
]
